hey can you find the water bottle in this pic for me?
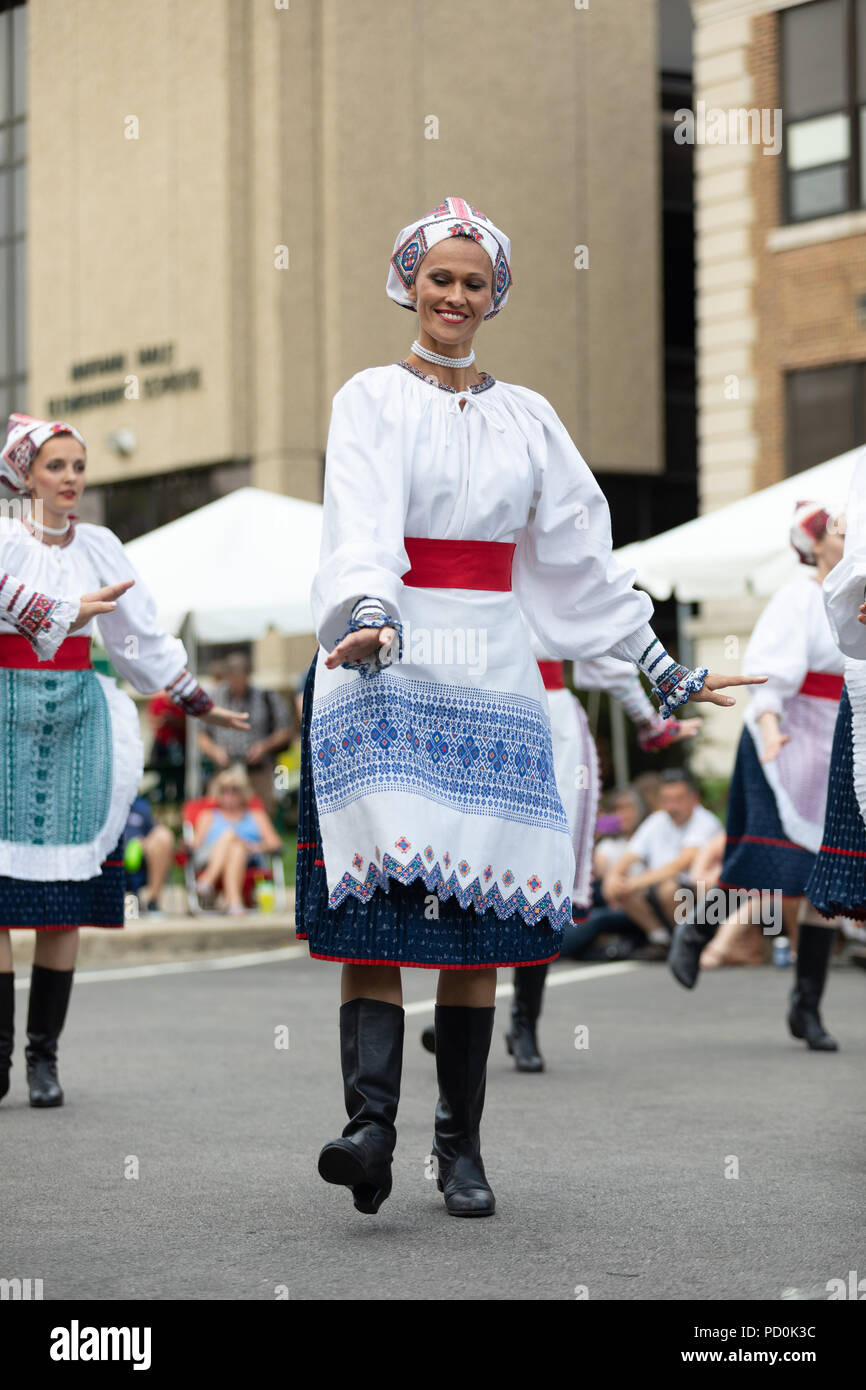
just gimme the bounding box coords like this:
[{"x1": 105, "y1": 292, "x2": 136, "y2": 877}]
[
  {"x1": 254, "y1": 879, "x2": 276, "y2": 913},
  {"x1": 772, "y1": 935, "x2": 791, "y2": 968}
]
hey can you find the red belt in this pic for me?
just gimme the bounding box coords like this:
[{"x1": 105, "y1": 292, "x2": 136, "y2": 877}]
[
  {"x1": 0, "y1": 635, "x2": 92, "y2": 670},
  {"x1": 402, "y1": 537, "x2": 515, "y2": 591},
  {"x1": 799, "y1": 671, "x2": 843, "y2": 700},
  {"x1": 537, "y1": 660, "x2": 565, "y2": 690}
]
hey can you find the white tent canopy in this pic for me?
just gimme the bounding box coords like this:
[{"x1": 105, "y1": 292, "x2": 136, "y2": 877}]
[
  {"x1": 121, "y1": 486, "x2": 323, "y2": 641},
  {"x1": 614, "y1": 444, "x2": 865, "y2": 601}
]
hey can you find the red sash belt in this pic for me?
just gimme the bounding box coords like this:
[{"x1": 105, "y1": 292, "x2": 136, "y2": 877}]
[
  {"x1": 537, "y1": 660, "x2": 565, "y2": 690},
  {"x1": 799, "y1": 671, "x2": 843, "y2": 700},
  {"x1": 403, "y1": 537, "x2": 515, "y2": 591},
  {"x1": 0, "y1": 635, "x2": 92, "y2": 670}
]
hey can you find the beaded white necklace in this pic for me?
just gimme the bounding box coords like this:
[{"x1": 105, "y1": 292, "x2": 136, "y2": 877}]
[{"x1": 411, "y1": 338, "x2": 475, "y2": 369}]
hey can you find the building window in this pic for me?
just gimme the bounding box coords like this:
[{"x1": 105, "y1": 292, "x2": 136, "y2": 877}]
[
  {"x1": 0, "y1": 1, "x2": 26, "y2": 423},
  {"x1": 76, "y1": 460, "x2": 251, "y2": 542},
  {"x1": 781, "y1": 0, "x2": 866, "y2": 222},
  {"x1": 785, "y1": 362, "x2": 865, "y2": 473}
]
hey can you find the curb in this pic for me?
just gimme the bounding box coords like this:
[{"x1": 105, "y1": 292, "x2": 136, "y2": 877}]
[{"x1": 11, "y1": 914, "x2": 299, "y2": 968}]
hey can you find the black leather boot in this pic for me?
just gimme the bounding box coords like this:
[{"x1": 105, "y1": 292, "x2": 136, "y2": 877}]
[
  {"x1": 504, "y1": 964, "x2": 548, "y2": 1071},
  {"x1": 318, "y1": 998, "x2": 404, "y2": 1214},
  {"x1": 787, "y1": 924, "x2": 839, "y2": 1051},
  {"x1": 667, "y1": 918, "x2": 716, "y2": 989},
  {"x1": 420, "y1": 1024, "x2": 436, "y2": 1053},
  {"x1": 432, "y1": 1004, "x2": 496, "y2": 1217},
  {"x1": 0, "y1": 973, "x2": 13, "y2": 1103},
  {"x1": 26, "y1": 965, "x2": 74, "y2": 1108}
]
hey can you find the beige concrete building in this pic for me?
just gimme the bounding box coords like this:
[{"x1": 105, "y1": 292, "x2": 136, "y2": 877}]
[
  {"x1": 689, "y1": 0, "x2": 866, "y2": 774},
  {"x1": 18, "y1": 0, "x2": 667, "y2": 683}
]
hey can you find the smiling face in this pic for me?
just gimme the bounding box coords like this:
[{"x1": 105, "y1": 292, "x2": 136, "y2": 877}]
[
  {"x1": 408, "y1": 237, "x2": 493, "y2": 351},
  {"x1": 26, "y1": 434, "x2": 87, "y2": 515}
]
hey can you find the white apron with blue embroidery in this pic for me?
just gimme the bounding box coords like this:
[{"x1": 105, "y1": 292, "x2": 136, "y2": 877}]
[{"x1": 309, "y1": 363, "x2": 658, "y2": 933}]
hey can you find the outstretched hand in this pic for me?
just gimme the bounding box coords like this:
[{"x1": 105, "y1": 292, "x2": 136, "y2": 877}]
[
  {"x1": 324, "y1": 625, "x2": 398, "y2": 670},
  {"x1": 71, "y1": 580, "x2": 135, "y2": 630},
  {"x1": 201, "y1": 707, "x2": 251, "y2": 732},
  {"x1": 669, "y1": 717, "x2": 702, "y2": 742},
  {"x1": 689, "y1": 673, "x2": 767, "y2": 709}
]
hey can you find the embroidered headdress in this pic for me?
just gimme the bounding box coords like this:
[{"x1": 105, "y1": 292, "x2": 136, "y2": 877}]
[
  {"x1": 790, "y1": 500, "x2": 830, "y2": 566},
  {"x1": 387, "y1": 196, "x2": 513, "y2": 320},
  {"x1": 0, "y1": 413, "x2": 86, "y2": 496}
]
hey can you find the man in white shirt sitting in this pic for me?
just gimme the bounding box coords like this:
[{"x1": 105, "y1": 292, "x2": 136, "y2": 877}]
[{"x1": 602, "y1": 769, "x2": 722, "y2": 961}]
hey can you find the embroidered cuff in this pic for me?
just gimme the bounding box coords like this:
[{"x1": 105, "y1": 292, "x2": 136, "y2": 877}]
[
  {"x1": 1, "y1": 573, "x2": 78, "y2": 662},
  {"x1": 166, "y1": 669, "x2": 214, "y2": 717},
  {"x1": 337, "y1": 598, "x2": 403, "y2": 677},
  {"x1": 635, "y1": 637, "x2": 708, "y2": 719}
]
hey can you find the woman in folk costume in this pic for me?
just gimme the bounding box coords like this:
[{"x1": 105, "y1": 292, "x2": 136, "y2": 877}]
[
  {"x1": 419, "y1": 631, "x2": 701, "y2": 1072},
  {"x1": 668, "y1": 502, "x2": 845, "y2": 1051},
  {"x1": 807, "y1": 451, "x2": 866, "y2": 925},
  {"x1": 296, "y1": 196, "x2": 759, "y2": 1219},
  {"x1": 0, "y1": 414, "x2": 248, "y2": 1108}
]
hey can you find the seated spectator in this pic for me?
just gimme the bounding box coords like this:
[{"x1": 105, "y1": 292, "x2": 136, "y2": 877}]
[
  {"x1": 559, "y1": 786, "x2": 650, "y2": 961},
  {"x1": 123, "y1": 795, "x2": 176, "y2": 919},
  {"x1": 602, "y1": 769, "x2": 723, "y2": 960},
  {"x1": 593, "y1": 788, "x2": 646, "y2": 885},
  {"x1": 197, "y1": 652, "x2": 294, "y2": 814},
  {"x1": 193, "y1": 768, "x2": 283, "y2": 916}
]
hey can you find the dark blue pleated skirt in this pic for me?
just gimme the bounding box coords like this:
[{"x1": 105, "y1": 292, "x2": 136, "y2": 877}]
[
  {"x1": 295, "y1": 655, "x2": 561, "y2": 969},
  {"x1": 0, "y1": 835, "x2": 125, "y2": 929},
  {"x1": 719, "y1": 726, "x2": 815, "y2": 899},
  {"x1": 806, "y1": 686, "x2": 866, "y2": 919}
]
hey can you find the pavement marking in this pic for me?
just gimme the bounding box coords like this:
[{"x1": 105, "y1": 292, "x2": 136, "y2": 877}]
[
  {"x1": 402, "y1": 961, "x2": 638, "y2": 1016},
  {"x1": 11, "y1": 951, "x2": 637, "y2": 997},
  {"x1": 12, "y1": 944, "x2": 308, "y2": 989}
]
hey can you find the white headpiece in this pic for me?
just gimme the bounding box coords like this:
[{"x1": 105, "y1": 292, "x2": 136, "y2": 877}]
[{"x1": 387, "y1": 197, "x2": 513, "y2": 320}]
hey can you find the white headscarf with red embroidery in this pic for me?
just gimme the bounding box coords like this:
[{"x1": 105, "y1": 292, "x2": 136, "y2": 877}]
[
  {"x1": 387, "y1": 197, "x2": 513, "y2": 320},
  {"x1": 0, "y1": 413, "x2": 86, "y2": 497},
  {"x1": 790, "y1": 500, "x2": 831, "y2": 566}
]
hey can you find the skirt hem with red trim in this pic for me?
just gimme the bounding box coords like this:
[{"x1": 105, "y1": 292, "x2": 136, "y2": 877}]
[
  {"x1": 0, "y1": 837, "x2": 126, "y2": 930},
  {"x1": 720, "y1": 727, "x2": 815, "y2": 898}
]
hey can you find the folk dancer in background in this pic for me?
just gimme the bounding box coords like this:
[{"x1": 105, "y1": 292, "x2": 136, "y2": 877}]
[
  {"x1": 0, "y1": 414, "x2": 248, "y2": 1108},
  {"x1": 668, "y1": 502, "x2": 845, "y2": 1052},
  {"x1": 807, "y1": 451, "x2": 866, "y2": 958}
]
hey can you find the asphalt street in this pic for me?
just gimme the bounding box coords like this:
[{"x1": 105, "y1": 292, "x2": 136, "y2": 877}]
[{"x1": 1, "y1": 951, "x2": 863, "y2": 1301}]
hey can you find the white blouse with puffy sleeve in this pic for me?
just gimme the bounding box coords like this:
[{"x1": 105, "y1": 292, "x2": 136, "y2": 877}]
[{"x1": 308, "y1": 364, "x2": 694, "y2": 932}]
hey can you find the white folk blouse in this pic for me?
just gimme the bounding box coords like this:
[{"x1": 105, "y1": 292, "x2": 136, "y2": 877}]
[{"x1": 308, "y1": 363, "x2": 668, "y2": 932}]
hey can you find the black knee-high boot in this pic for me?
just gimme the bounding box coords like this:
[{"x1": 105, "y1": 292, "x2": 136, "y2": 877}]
[
  {"x1": 26, "y1": 965, "x2": 75, "y2": 1108},
  {"x1": 318, "y1": 998, "x2": 405, "y2": 1214},
  {"x1": 0, "y1": 973, "x2": 13, "y2": 1103},
  {"x1": 787, "y1": 925, "x2": 838, "y2": 1051},
  {"x1": 667, "y1": 917, "x2": 716, "y2": 989},
  {"x1": 432, "y1": 1004, "x2": 496, "y2": 1217},
  {"x1": 504, "y1": 964, "x2": 548, "y2": 1071}
]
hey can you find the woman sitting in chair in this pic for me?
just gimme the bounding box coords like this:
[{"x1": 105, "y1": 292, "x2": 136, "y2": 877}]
[{"x1": 193, "y1": 768, "x2": 282, "y2": 915}]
